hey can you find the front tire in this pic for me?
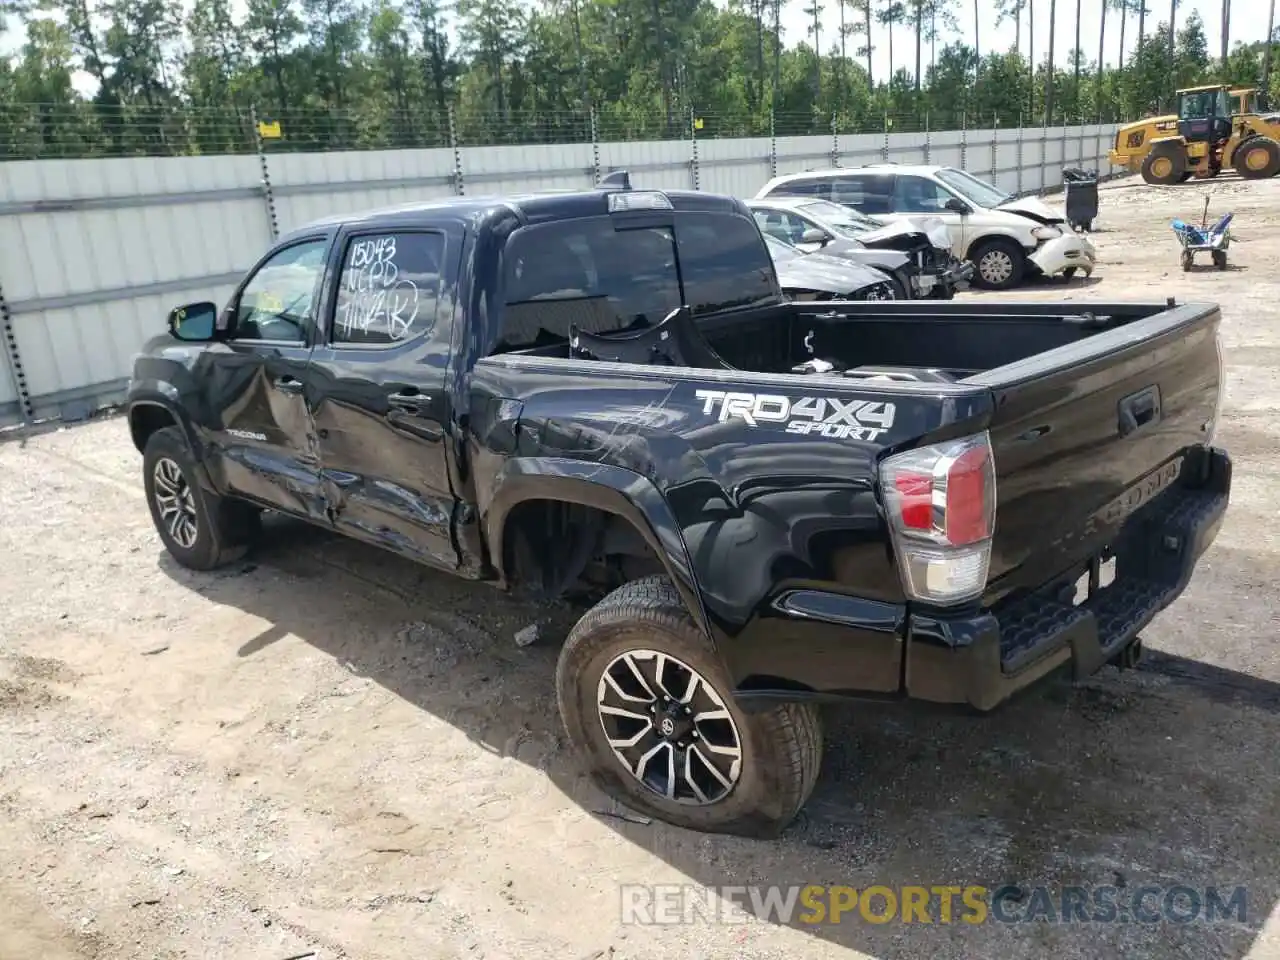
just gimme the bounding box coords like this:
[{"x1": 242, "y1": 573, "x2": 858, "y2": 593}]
[
  {"x1": 1141, "y1": 147, "x2": 1187, "y2": 185},
  {"x1": 969, "y1": 238, "x2": 1026, "y2": 290},
  {"x1": 142, "y1": 426, "x2": 260, "y2": 570},
  {"x1": 555, "y1": 575, "x2": 823, "y2": 838}
]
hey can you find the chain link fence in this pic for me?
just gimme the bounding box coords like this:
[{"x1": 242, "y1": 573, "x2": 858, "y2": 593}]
[{"x1": 0, "y1": 101, "x2": 1127, "y2": 161}]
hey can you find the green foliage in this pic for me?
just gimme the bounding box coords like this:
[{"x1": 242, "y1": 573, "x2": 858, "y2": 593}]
[{"x1": 0, "y1": 0, "x2": 1276, "y2": 159}]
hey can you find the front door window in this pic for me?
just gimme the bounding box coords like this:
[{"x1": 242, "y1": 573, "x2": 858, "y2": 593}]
[{"x1": 232, "y1": 239, "x2": 329, "y2": 343}]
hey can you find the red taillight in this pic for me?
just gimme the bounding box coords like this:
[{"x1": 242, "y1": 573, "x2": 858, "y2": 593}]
[
  {"x1": 943, "y1": 444, "x2": 993, "y2": 545},
  {"x1": 894, "y1": 473, "x2": 934, "y2": 530},
  {"x1": 879, "y1": 432, "x2": 998, "y2": 605}
]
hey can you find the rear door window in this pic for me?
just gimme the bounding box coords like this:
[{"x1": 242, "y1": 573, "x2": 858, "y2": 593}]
[
  {"x1": 332, "y1": 231, "x2": 448, "y2": 346},
  {"x1": 674, "y1": 212, "x2": 777, "y2": 315},
  {"x1": 828, "y1": 174, "x2": 895, "y2": 214},
  {"x1": 499, "y1": 217, "x2": 681, "y2": 349}
]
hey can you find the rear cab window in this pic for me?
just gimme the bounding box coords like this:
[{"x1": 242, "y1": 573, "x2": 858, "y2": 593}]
[
  {"x1": 498, "y1": 217, "x2": 682, "y2": 350},
  {"x1": 674, "y1": 212, "x2": 777, "y2": 316},
  {"x1": 495, "y1": 211, "x2": 778, "y2": 351}
]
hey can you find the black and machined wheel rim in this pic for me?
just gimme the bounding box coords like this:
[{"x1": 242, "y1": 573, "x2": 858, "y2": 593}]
[
  {"x1": 596, "y1": 649, "x2": 743, "y2": 805},
  {"x1": 861, "y1": 282, "x2": 896, "y2": 301},
  {"x1": 152, "y1": 457, "x2": 199, "y2": 549}
]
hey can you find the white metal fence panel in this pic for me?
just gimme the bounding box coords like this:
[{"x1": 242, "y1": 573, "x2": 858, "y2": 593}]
[
  {"x1": 270, "y1": 146, "x2": 460, "y2": 235},
  {"x1": 0, "y1": 153, "x2": 271, "y2": 424},
  {"x1": 0, "y1": 121, "x2": 1121, "y2": 429}
]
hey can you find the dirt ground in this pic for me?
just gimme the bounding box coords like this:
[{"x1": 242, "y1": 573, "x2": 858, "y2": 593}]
[{"x1": 2, "y1": 175, "x2": 1280, "y2": 960}]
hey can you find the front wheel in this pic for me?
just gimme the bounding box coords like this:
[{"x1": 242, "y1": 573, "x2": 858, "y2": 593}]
[
  {"x1": 969, "y1": 238, "x2": 1027, "y2": 290},
  {"x1": 1142, "y1": 147, "x2": 1187, "y2": 185},
  {"x1": 555, "y1": 575, "x2": 824, "y2": 838},
  {"x1": 142, "y1": 426, "x2": 260, "y2": 570}
]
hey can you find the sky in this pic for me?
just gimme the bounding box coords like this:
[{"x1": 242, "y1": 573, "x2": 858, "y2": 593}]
[{"x1": 0, "y1": 0, "x2": 1273, "y2": 95}]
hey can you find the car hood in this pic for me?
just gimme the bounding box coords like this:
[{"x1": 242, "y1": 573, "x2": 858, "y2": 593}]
[
  {"x1": 817, "y1": 239, "x2": 911, "y2": 272},
  {"x1": 858, "y1": 216, "x2": 954, "y2": 252},
  {"x1": 995, "y1": 195, "x2": 1066, "y2": 224},
  {"x1": 773, "y1": 252, "x2": 891, "y2": 294}
]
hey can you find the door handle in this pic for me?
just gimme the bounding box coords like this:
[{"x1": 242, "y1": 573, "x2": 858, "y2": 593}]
[
  {"x1": 274, "y1": 375, "x2": 304, "y2": 395},
  {"x1": 385, "y1": 389, "x2": 443, "y2": 441},
  {"x1": 387, "y1": 389, "x2": 425, "y2": 414}
]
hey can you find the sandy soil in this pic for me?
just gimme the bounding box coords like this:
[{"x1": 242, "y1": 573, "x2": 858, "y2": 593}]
[{"x1": 2, "y1": 174, "x2": 1280, "y2": 960}]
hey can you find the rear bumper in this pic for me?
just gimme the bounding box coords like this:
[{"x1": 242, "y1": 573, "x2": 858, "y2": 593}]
[{"x1": 907, "y1": 446, "x2": 1231, "y2": 711}]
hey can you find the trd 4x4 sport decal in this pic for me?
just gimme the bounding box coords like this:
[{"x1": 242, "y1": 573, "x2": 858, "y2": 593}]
[{"x1": 695, "y1": 389, "x2": 896, "y2": 442}]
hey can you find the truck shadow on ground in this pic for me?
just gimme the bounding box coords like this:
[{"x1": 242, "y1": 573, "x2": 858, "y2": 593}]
[{"x1": 158, "y1": 515, "x2": 1280, "y2": 958}]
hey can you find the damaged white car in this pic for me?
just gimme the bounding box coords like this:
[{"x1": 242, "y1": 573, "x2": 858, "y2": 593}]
[{"x1": 754, "y1": 163, "x2": 1096, "y2": 290}]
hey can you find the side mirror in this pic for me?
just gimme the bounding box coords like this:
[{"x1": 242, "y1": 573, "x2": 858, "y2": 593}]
[
  {"x1": 800, "y1": 227, "x2": 829, "y2": 246},
  {"x1": 944, "y1": 198, "x2": 971, "y2": 215},
  {"x1": 167, "y1": 301, "x2": 218, "y2": 342}
]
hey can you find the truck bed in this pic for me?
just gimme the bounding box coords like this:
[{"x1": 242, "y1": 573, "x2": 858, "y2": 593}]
[{"x1": 488, "y1": 295, "x2": 1223, "y2": 631}]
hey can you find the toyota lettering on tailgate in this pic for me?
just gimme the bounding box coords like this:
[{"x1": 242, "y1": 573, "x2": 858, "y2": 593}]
[{"x1": 695, "y1": 389, "x2": 896, "y2": 442}]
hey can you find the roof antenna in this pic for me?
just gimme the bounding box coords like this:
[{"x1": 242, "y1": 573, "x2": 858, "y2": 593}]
[{"x1": 598, "y1": 170, "x2": 631, "y2": 190}]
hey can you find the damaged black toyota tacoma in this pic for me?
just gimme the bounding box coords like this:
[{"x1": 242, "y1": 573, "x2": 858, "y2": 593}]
[{"x1": 126, "y1": 175, "x2": 1231, "y2": 838}]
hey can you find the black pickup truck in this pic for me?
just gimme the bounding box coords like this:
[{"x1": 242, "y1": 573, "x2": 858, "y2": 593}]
[{"x1": 126, "y1": 176, "x2": 1231, "y2": 838}]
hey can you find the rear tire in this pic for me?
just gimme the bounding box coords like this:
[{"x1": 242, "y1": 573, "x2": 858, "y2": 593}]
[
  {"x1": 1213, "y1": 250, "x2": 1228, "y2": 270},
  {"x1": 555, "y1": 575, "x2": 824, "y2": 838},
  {"x1": 969, "y1": 238, "x2": 1026, "y2": 290},
  {"x1": 142, "y1": 426, "x2": 260, "y2": 571},
  {"x1": 1233, "y1": 137, "x2": 1280, "y2": 179},
  {"x1": 1181, "y1": 250, "x2": 1194, "y2": 272},
  {"x1": 1141, "y1": 147, "x2": 1187, "y2": 185}
]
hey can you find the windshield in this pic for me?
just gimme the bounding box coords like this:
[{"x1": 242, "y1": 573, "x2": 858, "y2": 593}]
[
  {"x1": 935, "y1": 167, "x2": 1012, "y2": 209},
  {"x1": 763, "y1": 234, "x2": 802, "y2": 261},
  {"x1": 796, "y1": 200, "x2": 881, "y2": 233}
]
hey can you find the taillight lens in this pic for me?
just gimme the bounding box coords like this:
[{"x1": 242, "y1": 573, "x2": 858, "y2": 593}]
[{"x1": 879, "y1": 432, "x2": 997, "y2": 604}]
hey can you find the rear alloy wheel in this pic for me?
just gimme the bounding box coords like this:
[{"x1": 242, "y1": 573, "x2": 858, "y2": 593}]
[
  {"x1": 595, "y1": 649, "x2": 743, "y2": 805},
  {"x1": 969, "y1": 238, "x2": 1026, "y2": 290},
  {"x1": 1233, "y1": 137, "x2": 1280, "y2": 180},
  {"x1": 556, "y1": 575, "x2": 824, "y2": 837}
]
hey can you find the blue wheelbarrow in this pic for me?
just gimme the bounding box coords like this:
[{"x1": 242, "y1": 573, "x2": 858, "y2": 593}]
[{"x1": 1171, "y1": 196, "x2": 1233, "y2": 271}]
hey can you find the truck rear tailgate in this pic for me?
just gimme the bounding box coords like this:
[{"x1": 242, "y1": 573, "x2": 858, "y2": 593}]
[{"x1": 968, "y1": 300, "x2": 1227, "y2": 674}]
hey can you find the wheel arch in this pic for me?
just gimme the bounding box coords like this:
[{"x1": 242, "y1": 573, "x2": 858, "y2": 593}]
[
  {"x1": 127, "y1": 391, "x2": 216, "y2": 492},
  {"x1": 962, "y1": 226, "x2": 1032, "y2": 258},
  {"x1": 485, "y1": 458, "x2": 712, "y2": 639}
]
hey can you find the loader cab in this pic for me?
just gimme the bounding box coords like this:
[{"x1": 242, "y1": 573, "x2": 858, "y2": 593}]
[{"x1": 1177, "y1": 87, "x2": 1233, "y2": 144}]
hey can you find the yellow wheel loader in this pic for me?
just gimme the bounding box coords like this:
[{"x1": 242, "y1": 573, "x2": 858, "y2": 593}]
[{"x1": 1107, "y1": 84, "x2": 1280, "y2": 185}]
